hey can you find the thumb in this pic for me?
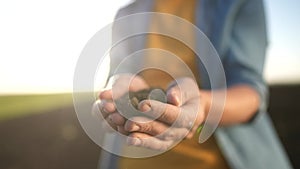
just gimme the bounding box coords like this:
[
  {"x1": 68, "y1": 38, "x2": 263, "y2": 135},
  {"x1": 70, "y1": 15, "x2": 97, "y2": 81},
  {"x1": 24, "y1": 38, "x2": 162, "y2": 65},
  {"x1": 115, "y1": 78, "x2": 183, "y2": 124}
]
[
  {"x1": 166, "y1": 78, "x2": 199, "y2": 106},
  {"x1": 166, "y1": 89, "x2": 181, "y2": 106}
]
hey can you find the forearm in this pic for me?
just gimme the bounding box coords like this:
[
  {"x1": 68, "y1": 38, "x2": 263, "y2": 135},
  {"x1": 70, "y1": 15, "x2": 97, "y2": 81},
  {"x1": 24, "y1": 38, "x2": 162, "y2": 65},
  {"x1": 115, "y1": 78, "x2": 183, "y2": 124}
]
[{"x1": 201, "y1": 85, "x2": 260, "y2": 126}]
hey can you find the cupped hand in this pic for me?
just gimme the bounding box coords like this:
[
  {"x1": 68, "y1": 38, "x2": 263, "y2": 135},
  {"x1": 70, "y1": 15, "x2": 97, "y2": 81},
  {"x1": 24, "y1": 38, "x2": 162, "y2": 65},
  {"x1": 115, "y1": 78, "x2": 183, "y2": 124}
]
[
  {"x1": 124, "y1": 77, "x2": 206, "y2": 151},
  {"x1": 92, "y1": 74, "x2": 149, "y2": 132}
]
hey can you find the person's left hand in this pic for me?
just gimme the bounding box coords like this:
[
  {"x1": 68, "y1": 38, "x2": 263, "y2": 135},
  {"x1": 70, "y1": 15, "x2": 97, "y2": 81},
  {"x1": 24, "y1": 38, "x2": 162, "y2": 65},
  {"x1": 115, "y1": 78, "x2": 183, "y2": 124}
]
[{"x1": 122, "y1": 77, "x2": 206, "y2": 151}]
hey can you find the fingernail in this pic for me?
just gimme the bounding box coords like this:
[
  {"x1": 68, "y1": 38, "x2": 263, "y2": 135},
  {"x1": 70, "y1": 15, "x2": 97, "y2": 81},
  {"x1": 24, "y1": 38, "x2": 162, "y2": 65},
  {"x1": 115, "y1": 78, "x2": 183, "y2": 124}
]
[
  {"x1": 139, "y1": 103, "x2": 151, "y2": 112},
  {"x1": 131, "y1": 125, "x2": 140, "y2": 131},
  {"x1": 171, "y1": 92, "x2": 180, "y2": 105},
  {"x1": 125, "y1": 123, "x2": 140, "y2": 132},
  {"x1": 167, "y1": 91, "x2": 180, "y2": 105},
  {"x1": 174, "y1": 95, "x2": 180, "y2": 105}
]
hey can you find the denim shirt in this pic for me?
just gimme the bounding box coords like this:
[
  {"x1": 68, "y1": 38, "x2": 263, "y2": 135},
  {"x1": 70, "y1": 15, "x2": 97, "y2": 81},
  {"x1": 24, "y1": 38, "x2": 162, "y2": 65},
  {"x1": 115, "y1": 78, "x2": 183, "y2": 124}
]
[{"x1": 109, "y1": 0, "x2": 293, "y2": 168}]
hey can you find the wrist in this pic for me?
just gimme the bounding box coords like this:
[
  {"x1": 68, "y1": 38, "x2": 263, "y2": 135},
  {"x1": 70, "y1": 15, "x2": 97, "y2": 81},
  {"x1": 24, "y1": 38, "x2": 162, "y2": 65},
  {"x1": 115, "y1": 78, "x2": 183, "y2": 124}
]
[
  {"x1": 199, "y1": 89, "x2": 211, "y2": 120},
  {"x1": 188, "y1": 89, "x2": 210, "y2": 138}
]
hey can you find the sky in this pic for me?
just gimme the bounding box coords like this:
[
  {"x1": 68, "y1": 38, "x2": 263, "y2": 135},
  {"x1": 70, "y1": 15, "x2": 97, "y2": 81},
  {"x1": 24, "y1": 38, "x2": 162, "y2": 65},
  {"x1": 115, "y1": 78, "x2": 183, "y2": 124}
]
[
  {"x1": 264, "y1": 0, "x2": 300, "y2": 84},
  {"x1": 0, "y1": 0, "x2": 299, "y2": 95}
]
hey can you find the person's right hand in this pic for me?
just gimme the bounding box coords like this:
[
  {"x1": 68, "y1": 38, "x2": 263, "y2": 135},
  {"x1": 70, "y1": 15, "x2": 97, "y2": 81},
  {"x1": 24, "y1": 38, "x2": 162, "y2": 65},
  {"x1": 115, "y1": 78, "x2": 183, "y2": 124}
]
[
  {"x1": 93, "y1": 74, "x2": 149, "y2": 133},
  {"x1": 123, "y1": 77, "x2": 203, "y2": 150}
]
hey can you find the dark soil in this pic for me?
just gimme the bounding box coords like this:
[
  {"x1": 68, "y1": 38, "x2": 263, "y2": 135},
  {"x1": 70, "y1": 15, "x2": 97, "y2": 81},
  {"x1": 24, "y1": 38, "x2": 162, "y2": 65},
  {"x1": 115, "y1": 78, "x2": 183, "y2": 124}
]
[
  {"x1": 0, "y1": 85, "x2": 299, "y2": 169},
  {"x1": 0, "y1": 106, "x2": 100, "y2": 169},
  {"x1": 268, "y1": 84, "x2": 300, "y2": 168}
]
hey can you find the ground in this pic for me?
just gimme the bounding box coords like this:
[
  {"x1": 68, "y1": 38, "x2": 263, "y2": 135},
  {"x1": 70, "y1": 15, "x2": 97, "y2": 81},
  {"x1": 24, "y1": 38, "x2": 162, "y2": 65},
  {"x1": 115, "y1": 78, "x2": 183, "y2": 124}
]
[{"x1": 0, "y1": 85, "x2": 299, "y2": 169}]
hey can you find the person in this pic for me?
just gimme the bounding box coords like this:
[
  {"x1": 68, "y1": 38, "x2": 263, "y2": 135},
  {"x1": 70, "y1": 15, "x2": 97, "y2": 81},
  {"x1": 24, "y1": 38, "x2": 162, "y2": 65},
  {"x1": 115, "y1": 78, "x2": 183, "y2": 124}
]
[{"x1": 94, "y1": 0, "x2": 293, "y2": 169}]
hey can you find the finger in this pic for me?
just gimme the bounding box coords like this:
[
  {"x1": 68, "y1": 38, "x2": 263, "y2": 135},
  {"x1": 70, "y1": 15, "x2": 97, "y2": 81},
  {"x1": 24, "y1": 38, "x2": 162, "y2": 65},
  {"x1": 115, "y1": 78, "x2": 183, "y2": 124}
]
[
  {"x1": 100, "y1": 74, "x2": 149, "y2": 100},
  {"x1": 109, "y1": 112, "x2": 126, "y2": 126},
  {"x1": 127, "y1": 132, "x2": 173, "y2": 151},
  {"x1": 104, "y1": 101, "x2": 116, "y2": 113},
  {"x1": 99, "y1": 89, "x2": 113, "y2": 100},
  {"x1": 124, "y1": 116, "x2": 169, "y2": 136},
  {"x1": 125, "y1": 116, "x2": 190, "y2": 141},
  {"x1": 96, "y1": 100, "x2": 115, "y2": 118},
  {"x1": 138, "y1": 100, "x2": 180, "y2": 125},
  {"x1": 100, "y1": 88, "x2": 128, "y2": 100},
  {"x1": 92, "y1": 100, "x2": 117, "y2": 132},
  {"x1": 159, "y1": 127, "x2": 189, "y2": 141},
  {"x1": 166, "y1": 78, "x2": 199, "y2": 106},
  {"x1": 94, "y1": 100, "x2": 127, "y2": 130},
  {"x1": 139, "y1": 100, "x2": 198, "y2": 128},
  {"x1": 92, "y1": 100, "x2": 110, "y2": 118}
]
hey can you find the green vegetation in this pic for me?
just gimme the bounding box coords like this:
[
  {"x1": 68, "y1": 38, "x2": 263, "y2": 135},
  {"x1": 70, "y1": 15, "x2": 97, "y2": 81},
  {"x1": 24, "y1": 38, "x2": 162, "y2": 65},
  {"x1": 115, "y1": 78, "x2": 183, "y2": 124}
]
[{"x1": 0, "y1": 94, "x2": 73, "y2": 121}]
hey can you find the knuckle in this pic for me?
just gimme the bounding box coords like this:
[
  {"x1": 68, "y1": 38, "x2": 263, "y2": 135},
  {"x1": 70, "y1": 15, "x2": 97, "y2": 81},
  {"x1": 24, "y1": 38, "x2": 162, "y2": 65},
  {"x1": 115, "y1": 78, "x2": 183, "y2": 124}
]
[
  {"x1": 140, "y1": 122, "x2": 153, "y2": 133},
  {"x1": 104, "y1": 102, "x2": 115, "y2": 112},
  {"x1": 160, "y1": 105, "x2": 176, "y2": 124},
  {"x1": 159, "y1": 110, "x2": 171, "y2": 123}
]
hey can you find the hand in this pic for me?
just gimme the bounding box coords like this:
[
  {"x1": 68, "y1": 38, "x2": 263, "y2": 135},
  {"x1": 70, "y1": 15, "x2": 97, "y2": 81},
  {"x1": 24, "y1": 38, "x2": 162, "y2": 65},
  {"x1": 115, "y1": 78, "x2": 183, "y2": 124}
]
[
  {"x1": 123, "y1": 77, "x2": 206, "y2": 151},
  {"x1": 93, "y1": 74, "x2": 149, "y2": 133}
]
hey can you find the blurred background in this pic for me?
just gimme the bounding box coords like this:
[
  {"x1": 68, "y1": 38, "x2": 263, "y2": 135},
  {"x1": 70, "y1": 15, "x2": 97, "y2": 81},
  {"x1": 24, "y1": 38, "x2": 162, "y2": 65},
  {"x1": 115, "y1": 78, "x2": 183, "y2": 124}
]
[{"x1": 0, "y1": 0, "x2": 299, "y2": 169}]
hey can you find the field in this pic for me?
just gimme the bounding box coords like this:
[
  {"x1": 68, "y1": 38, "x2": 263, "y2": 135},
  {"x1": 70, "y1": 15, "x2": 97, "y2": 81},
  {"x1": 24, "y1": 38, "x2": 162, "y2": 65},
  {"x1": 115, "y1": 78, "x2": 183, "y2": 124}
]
[
  {"x1": 0, "y1": 85, "x2": 299, "y2": 169},
  {"x1": 0, "y1": 93, "x2": 100, "y2": 169},
  {"x1": 0, "y1": 94, "x2": 73, "y2": 121}
]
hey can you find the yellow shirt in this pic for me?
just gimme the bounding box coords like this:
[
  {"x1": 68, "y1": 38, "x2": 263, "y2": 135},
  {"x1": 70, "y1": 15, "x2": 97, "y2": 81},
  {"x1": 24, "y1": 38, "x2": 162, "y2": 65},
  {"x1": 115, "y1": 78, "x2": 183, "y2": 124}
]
[{"x1": 140, "y1": 0, "x2": 199, "y2": 89}]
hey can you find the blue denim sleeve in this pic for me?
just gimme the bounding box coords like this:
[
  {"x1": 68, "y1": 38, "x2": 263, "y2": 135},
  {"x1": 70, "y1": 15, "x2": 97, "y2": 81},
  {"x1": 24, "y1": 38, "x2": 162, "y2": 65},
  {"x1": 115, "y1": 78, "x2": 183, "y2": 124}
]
[{"x1": 223, "y1": 0, "x2": 268, "y2": 112}]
